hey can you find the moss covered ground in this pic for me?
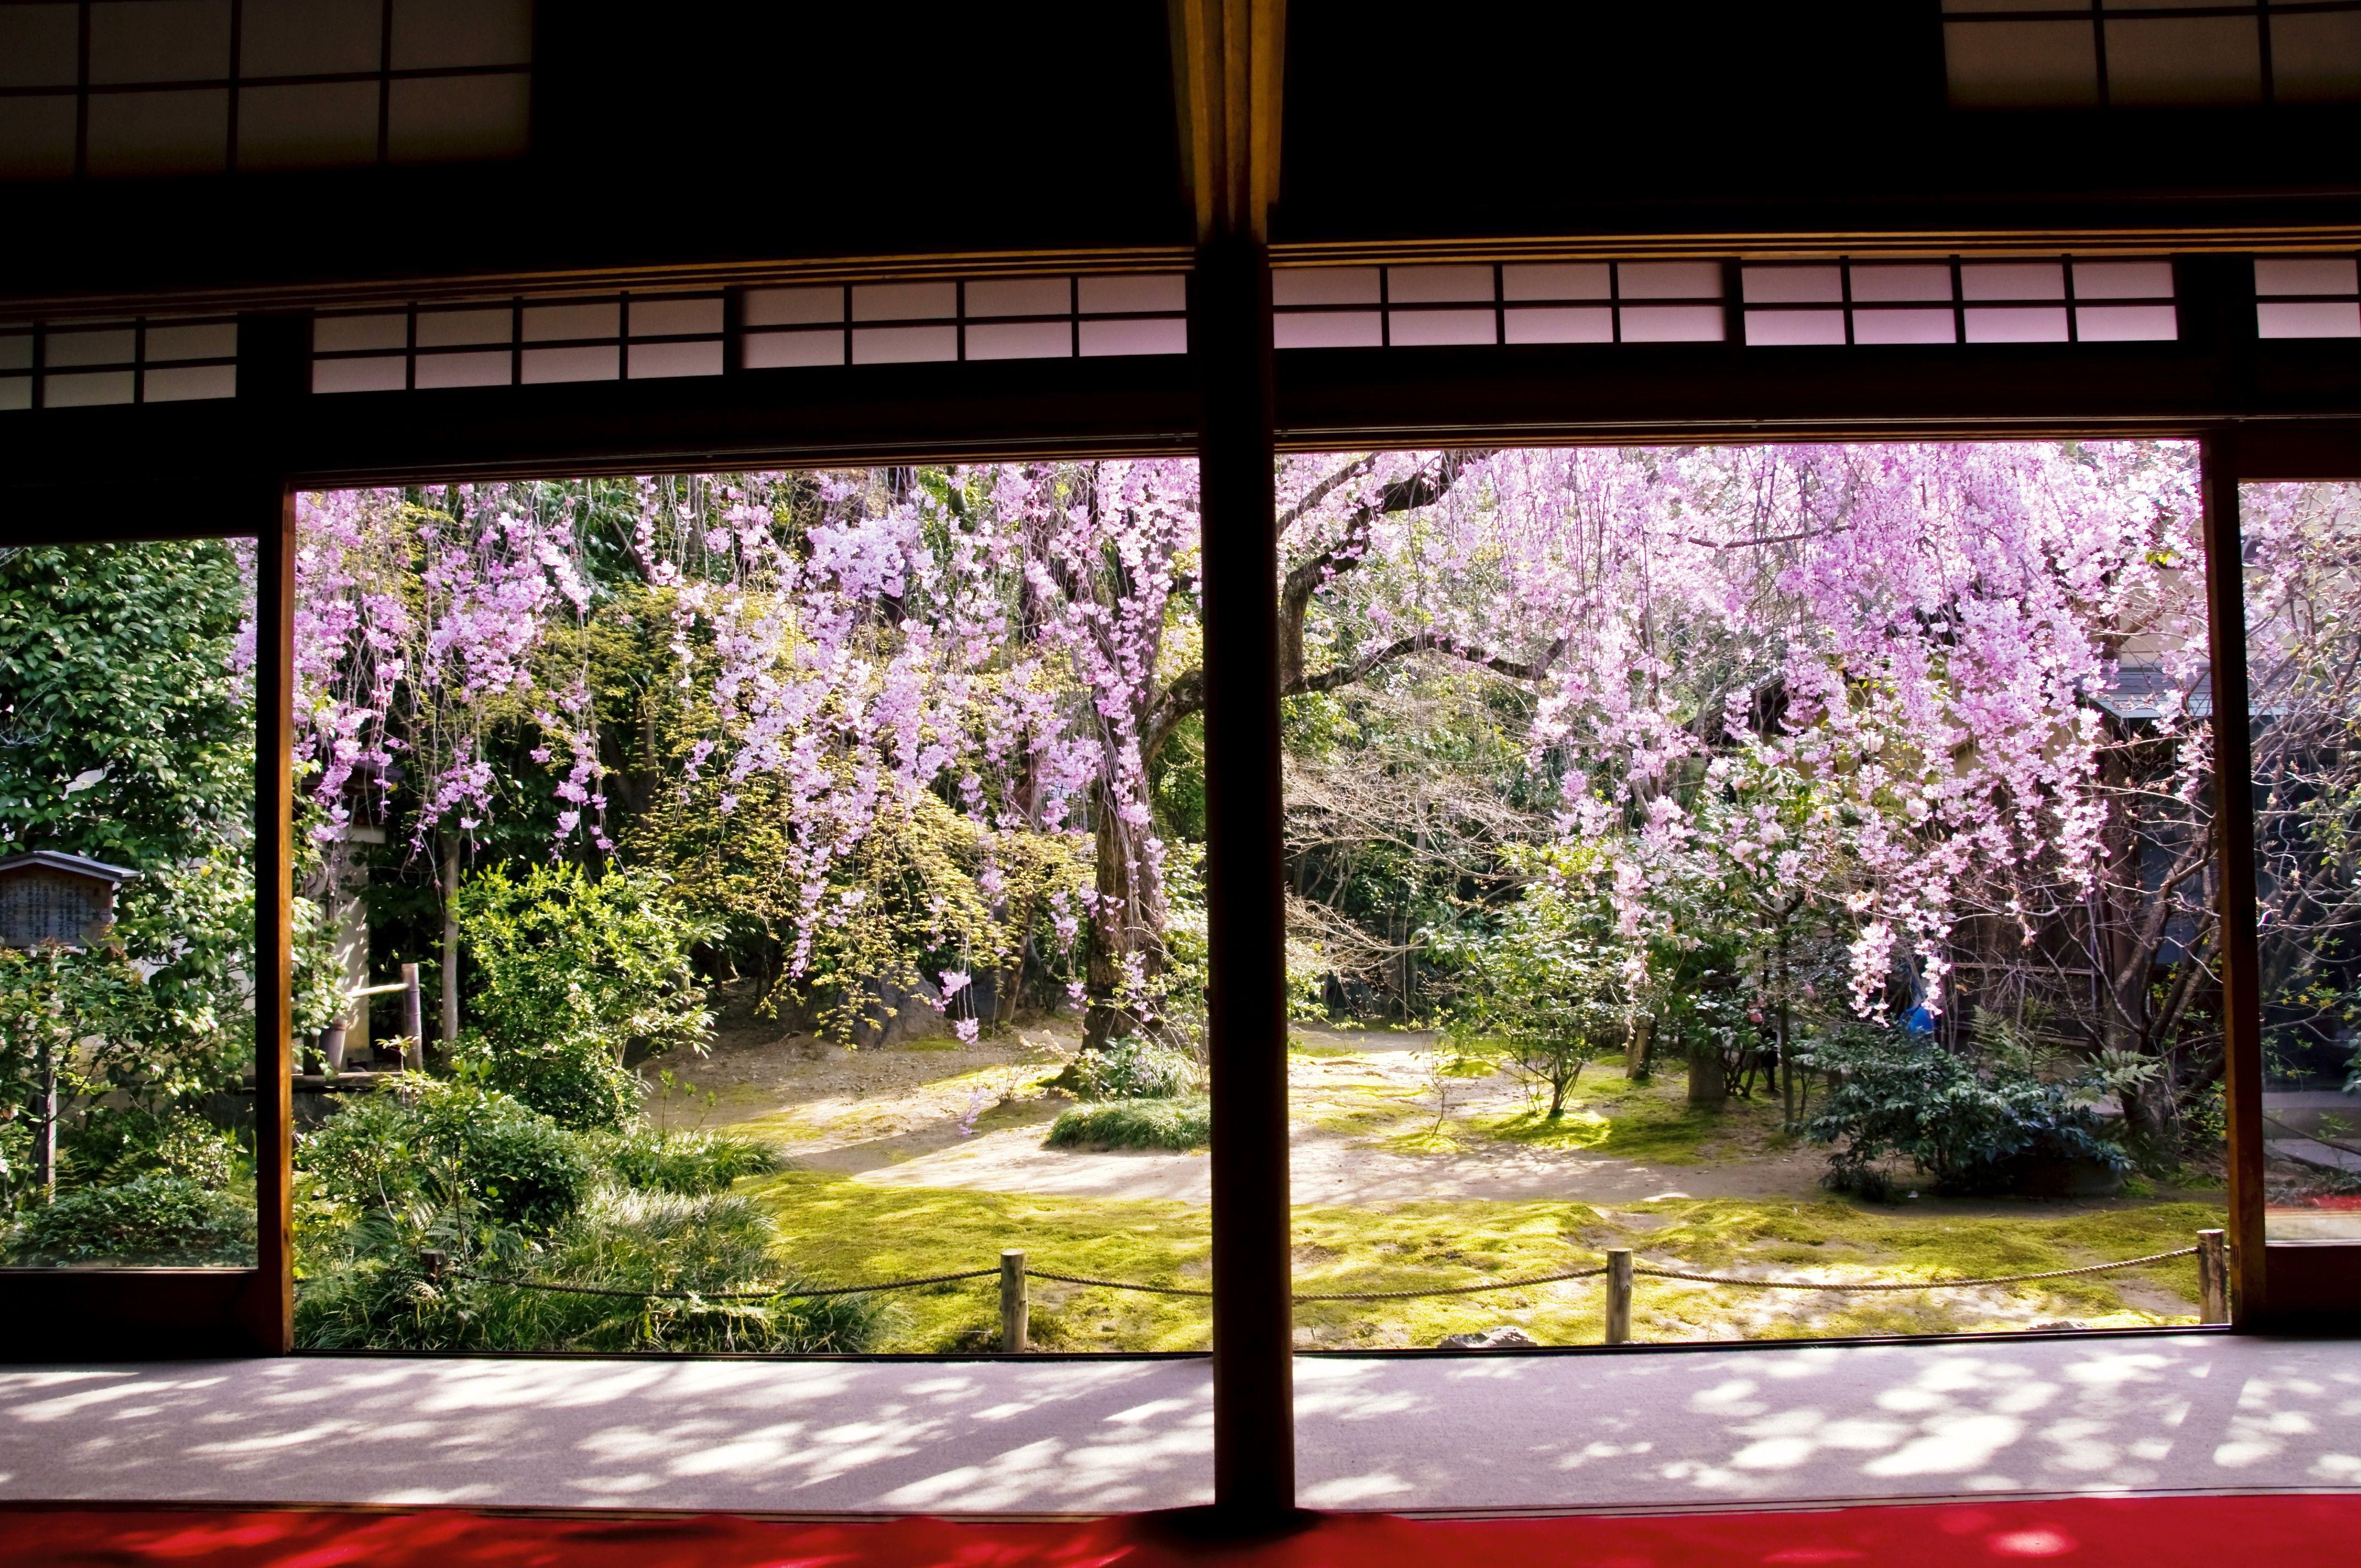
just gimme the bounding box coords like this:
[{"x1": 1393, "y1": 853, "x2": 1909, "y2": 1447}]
[
  {"x1": 742, "y1": 1168, "x2": 2224, "y2": 1353},
  {"x1": 1297, "y1": 1048, "x2": 1785, "y2": 1166}
]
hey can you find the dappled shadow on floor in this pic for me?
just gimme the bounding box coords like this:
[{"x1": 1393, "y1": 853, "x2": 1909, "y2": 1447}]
[
  {"x1": 1297, "y1": 1333, "x2": 2361, "y2": 1510},
  {"x1": 0, "y1": 1356, "x2": 1212, "y2": 1513},
  {"x1": 4, "y1": 1336, "x2": 2355, "y2": 1516}
]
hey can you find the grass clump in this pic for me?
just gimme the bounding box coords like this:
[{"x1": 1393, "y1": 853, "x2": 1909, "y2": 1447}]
[
  {"x1": 1063, "y1": 1035, "x2": 1203, "y2": 1101},
  {"x1": 1048, "y1": 1097, "x2": 1211, "y2": 1150},
  {"x1": 296, "y1": 1184, "x2": 883, "y2": 1353},
  {"x1": 581, "y1": 1125, "x2": 785, "y2": 1194}
]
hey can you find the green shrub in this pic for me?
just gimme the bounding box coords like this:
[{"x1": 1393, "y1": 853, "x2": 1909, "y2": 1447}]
[
  {"x1": 295, "y1": 1186, "x2": 882, "y2": 1354},
  {"x1": 457, "y1": 1115, "x2": 595, "y2": 1232},
  {"x1": 454, "y1": 864, "x2": 714, "y2": 1130},
  {"x1": 584, "y1": 1126, "x2": 785, "y2": 1195},
  {"x1": 298, "y1": 1076, "x2": 591, "y2": 1232},
  {"x1": 1047, "y1": 1097, "x2": 1211, "y2": 1150},
  {"x1": 475, "y1": 1048, "x2": 643, "y2": 1141},
  {"x1": 1806, "y1": 1026, "x2": 2129, "y2": 1196},
  {"x1": 150, "y1": 1115, "x2": 240, "y2": 1190},
  {"x1": 0, "y1": 1119, "x2": 29, "y2": 1205},
  {"x1": 1435, "y1": 841, "x2": 1634, "y2": 1120},
  {"x1": 1065, "y1": 1036, "x2": 1201, "y2": 1102},
  {"x1": 296, "y1": 1093, "x2": 415, "y2": 1211},
  {"x1": 58, "y1": 1106, "x2": 243, "y2": 1192},
  {"x1": 9, "y1": 1173, "x2": 254, "y2": 1265}
]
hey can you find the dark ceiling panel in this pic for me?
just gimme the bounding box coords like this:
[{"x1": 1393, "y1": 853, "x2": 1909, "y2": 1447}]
[
  {"x1": 0, "y1": 2, "x2": 1190, "y2": 302},
  {"x1": 1276, "y1": 0, "x2": 2361, "y2": 244}
]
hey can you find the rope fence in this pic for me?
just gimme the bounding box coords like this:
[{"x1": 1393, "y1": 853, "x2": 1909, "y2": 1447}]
[
  {"x1": 431, "y1": 1260, "x2": 997, "y2": 1303},
  {"x1": 420, "y1": 1227, "x2": 2230, "y2": 1348},
  {"x1": 1293, "y1": 1265, "x2": 1611, "y2": 1302},
  {"x1": 1631, "y1": 1247, "x2": 2197, "y2": 1292}
]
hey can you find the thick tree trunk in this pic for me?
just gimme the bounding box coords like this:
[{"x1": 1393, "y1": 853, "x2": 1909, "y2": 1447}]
[
  {"x1": 1628, "y1": 1014, "x2": 1655, "y2": 1081},
  {"x1": 439, "y1": 831, "x2": 461, "y2": 1051},
  {"x1": 1081, "y1": 780, "x2": 1168, "y2": 1052}
]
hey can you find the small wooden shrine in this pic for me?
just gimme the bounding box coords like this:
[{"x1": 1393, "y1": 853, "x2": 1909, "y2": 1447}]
[{"x1": 0, "y1": 850, "x2": 138, "y2": 950}]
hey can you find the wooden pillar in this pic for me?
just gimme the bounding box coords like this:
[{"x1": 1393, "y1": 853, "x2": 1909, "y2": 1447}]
[
  {"x1": 2201, "y1": 433, "x2": 2268, "y2": 1326},
  {"x1": 1171, "y1": 0, "x2": 1292, "y2": 1523},
  {"x1": 1198, "y1": 233, "x2": 1294, "y2": 1523},
  {"x1": 233, "y1": 312, "x2": 308, "y2": 1355},
  {"x1": 246, "y1": 476, "x2": 298, "y2": 1353}
]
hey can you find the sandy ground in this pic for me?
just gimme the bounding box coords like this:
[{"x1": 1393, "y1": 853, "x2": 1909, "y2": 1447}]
[
  {"x1": 828, "y1": 1126, "x2": 1830, "y2": 1206},
  {"x1": 644, "y1": 1004, "x2": 1837, "y2": 1208}
]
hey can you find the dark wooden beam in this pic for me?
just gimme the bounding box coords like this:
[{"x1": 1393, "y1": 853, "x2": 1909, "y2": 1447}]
[
  {"x1": 1197, "y1": 236, "x2": 1296, "y2": 1527},
  {"x1": 0, "y1": 356, "x2": 1200, "y2": 504},
  {"x1": 0, "y1": 1270, "x2": 271, "y2": 1358},
  {"x1": 1271, "y1": 343, "x2": 2361, "y2": 452},
  {"x1": 8, "y1": 303, "x2": 2361, "y2": 502},
  {"x1": 2262, "y1": 1242, "x2": 2361, "y2": 1329},
  {"x1": 2202, "y1": 433, "x2": 2271, "y2": 1326},
  {"x1": 1176, "y1": 0, "x2": 1298, "y2": 1527},
  {"x1": 1171, "y1": 0, "x2": 1286, "y2": 246}
]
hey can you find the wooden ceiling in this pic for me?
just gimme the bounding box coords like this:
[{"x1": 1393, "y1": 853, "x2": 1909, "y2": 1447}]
[{"x1": 2, "y1": 2, "x2": 2358, "y2": 309}]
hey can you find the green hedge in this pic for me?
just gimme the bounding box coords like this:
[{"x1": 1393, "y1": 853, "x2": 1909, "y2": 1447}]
[{"x1": 1047, "y1": 1098, "x2": 1211, "y2": 1150}]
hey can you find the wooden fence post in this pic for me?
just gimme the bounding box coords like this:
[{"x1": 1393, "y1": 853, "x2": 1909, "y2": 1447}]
[
  {"x1": 400, "y1": 962, "x2": 424, "y2": 1070},
  {"x1": 1606, "y1": 1249, "x2": 1634, "y2": 1344},
  {"x1": 2198, "y1": 1229, "x2": 2229, "y2": 1324},
  {"x1": 1000, "y1": 1249, "x2": 1029, "y2": 1353}
]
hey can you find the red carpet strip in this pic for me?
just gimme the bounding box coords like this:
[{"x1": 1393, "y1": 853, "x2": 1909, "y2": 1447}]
[{"x1": 3, "y1": 1494, "x2": 2357, "y2": 1567}]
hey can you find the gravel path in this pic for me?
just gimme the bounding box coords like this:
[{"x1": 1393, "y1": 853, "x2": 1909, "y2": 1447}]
[{"x1": 817, "y1": 1121, "x2": 1829, "y2": 1205}]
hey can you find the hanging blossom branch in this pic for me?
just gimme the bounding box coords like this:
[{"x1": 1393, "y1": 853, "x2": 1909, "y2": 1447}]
[
  {"x1": 284, "y1": 441, "x2": 2209, "y2": 1039},
  {"x1": 295, "y1": 485, "x2": 601, "y2": 852}
]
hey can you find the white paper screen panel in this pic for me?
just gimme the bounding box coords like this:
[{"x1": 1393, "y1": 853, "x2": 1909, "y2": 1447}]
[
  {"x1": 2255, "y1": 256, "x2": 2361, "y2": 338},
  {"x1": 0, "y1": 0, "x2": 532, "y2": 181},
  {"x1": 0, "y1": 315, "x2": 237, "y2": 410},
  {"x1": 311, "y1": 275, "x2": 1189, "y2": 393},
  {"x1": 741, "y1": 273, "x2": 1187, "y2": 368},
  {"x1": 312, "y1": 292, "x2": 725, "y2": 393},
  {"x1": 1943, "y1": 1, "x2": 2361, "y2": 108},
  {"x1": 1740, "y1": 258, "x2": 2178, "y2": 346},
  {"x1": 1273, "y1": 262, "x2": 1727, "y2": 349}
]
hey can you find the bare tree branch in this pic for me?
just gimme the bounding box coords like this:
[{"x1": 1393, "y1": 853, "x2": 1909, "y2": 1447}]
[
  {"x1": 1297, "y1": 629, "x2": 1565, "y2": 694},
  {"x1": 1145, "y1": 451, "x2": 1499, "y2": 760}
]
